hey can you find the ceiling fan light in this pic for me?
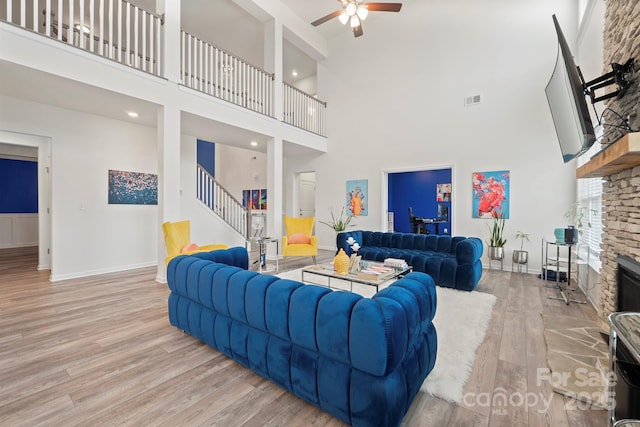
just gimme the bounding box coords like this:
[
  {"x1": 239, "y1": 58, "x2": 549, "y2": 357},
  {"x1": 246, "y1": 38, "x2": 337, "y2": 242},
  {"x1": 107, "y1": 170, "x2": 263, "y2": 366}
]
[
  {"x1": 338, "y1": 12, "x2": 349, "y2": 25},
  {"x1": 350, "y1": 15, "x2": 360, "y2": 28},
  {"x1": 345, "y1": 2, "x2": 357, "y2": 16},
  {"x1": 356, "y1": 5, "x2": 368, "y2": 20}
]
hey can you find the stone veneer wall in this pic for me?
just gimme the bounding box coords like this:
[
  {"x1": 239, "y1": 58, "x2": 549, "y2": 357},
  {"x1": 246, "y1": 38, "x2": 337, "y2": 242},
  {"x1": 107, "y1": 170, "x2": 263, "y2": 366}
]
[{"x1": 597, "y1": 0, "x2": 640, "y2": 322}]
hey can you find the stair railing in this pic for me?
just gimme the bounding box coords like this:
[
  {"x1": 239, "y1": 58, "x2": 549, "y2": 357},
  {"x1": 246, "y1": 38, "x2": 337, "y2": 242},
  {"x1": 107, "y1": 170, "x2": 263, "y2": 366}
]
[{"x1": 197, "y1": 165, "x2": 249, "y2": 238}]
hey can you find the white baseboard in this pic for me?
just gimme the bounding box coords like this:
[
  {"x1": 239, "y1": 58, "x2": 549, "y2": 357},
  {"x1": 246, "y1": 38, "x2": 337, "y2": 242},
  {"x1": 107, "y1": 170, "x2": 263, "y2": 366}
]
[{"x1": 50, "y1": 261, "x2": 157, "y2": 282}]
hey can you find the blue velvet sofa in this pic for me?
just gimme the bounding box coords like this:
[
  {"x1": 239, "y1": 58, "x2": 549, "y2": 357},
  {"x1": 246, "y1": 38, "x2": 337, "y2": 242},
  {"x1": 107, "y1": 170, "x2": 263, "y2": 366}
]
[
  {"x1": 167, "y1": 247, "x2": 437, "y2": 427},
  {"x1": 337, "y1": 231, "x2": 483, "y2": 291}
]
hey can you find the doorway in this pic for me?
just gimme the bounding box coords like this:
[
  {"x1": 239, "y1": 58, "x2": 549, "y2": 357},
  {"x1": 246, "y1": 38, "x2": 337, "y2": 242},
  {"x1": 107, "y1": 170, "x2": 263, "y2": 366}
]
[
  {"x1": 296, "y1": 172, "x2": 316, "y2": 218},
  {"x1": 383, "y1": 165, "x2": 454, "y2": 235},
  {"x1": 0, "y1": 131, "x2": 52, "y2": 272}
]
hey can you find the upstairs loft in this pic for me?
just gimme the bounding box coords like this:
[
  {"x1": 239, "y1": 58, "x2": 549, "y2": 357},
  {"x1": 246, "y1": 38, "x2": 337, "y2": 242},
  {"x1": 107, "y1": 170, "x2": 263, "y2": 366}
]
[{"x1": 0, "y1": 0, "x2": 327, "y2": 139}]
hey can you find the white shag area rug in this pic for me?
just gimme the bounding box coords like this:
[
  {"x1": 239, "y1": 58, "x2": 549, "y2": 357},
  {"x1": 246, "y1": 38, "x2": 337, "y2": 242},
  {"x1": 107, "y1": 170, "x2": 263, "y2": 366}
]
[{"x1": 275, "y1": 268, "x2": 497, "y2": 403}]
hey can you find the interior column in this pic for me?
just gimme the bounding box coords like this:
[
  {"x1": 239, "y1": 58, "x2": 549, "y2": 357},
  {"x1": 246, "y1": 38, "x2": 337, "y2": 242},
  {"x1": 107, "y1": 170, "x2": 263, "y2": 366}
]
[
  {"x1": 264, "y1": 19, "x2": 284, "y2": 258},
  {"x1": 155, "y1": 0, "x2": 181, "y2": 282},
  {"x1": 156, "y1": 0, "x2": 181, "y2": 83},
  {"x1": 267, "y1": 137, "x2": 283, "y2": 257},
  {"x1": 156, "y1": 104, "x2": 181, "y2": 283}
]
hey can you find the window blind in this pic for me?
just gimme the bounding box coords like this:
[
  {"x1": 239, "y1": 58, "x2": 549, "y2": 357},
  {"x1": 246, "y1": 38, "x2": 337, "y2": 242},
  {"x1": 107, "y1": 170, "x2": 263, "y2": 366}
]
[{"x1": 576, "y1": 139, "x2": 603, "y2": 271}]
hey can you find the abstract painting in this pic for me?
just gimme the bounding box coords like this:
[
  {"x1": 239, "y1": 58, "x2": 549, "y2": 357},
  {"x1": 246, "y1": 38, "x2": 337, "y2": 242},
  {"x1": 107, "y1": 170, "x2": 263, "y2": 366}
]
[
  {"x1": 242, "y1": 189, "x2": 268, "y2": 210},
  {"x1": 437, "y1": 183, "x2": 452, "y2": 202},
  {"x1": 108, "y1": 170, "x2": 158, "y2": 205},
  {"x1": 259, "y1": 189, "x2": 267, "y2": 210},
  {"x1": 472, "y1": 170, "x2": 510, "y2": 218},
  {"x1": 346, "y1": 179, "x2": 368, "y2": 216}
]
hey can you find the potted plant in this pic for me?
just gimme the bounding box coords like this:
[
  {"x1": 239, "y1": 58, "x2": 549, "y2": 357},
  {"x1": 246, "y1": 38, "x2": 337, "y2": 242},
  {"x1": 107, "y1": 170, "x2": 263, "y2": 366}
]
[
  {"x1": 513, "y1": 230, "x2": 530, "y2": 268},
  {"x1": 319, "y1": 207, "x2": 354, "y2": 232},
  {"x1": 564, "y1": 202, "x2": 595, "y2": 243},
  {"x1": 486, "y1": 213, "x2": 506, "y2": 261}
]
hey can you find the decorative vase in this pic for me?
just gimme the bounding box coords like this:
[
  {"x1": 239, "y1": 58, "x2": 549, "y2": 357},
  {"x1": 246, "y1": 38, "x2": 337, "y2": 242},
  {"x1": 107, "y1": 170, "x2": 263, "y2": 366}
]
[
  {"x1": 334, "y1": 248, "x2": 349, "y2": 275},
  {"x1": 489, "y1": 246, "x2": 504, "y2": 260},
  {"x1": 512, "y1": 250, "x2": 528, "y2": 264}
]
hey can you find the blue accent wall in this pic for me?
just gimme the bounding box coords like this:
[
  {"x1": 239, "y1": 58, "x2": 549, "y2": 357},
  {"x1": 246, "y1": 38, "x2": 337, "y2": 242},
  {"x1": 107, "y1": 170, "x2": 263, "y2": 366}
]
[
  {"x1": 0, "y1": 158, "x2": 38, "y2": 213},
  {"x1": 388, "y1": 169, "x2": 451, "y2": 234},
  {"x1": 197, "y1": 139, "x2": 215, "y2": 177}
]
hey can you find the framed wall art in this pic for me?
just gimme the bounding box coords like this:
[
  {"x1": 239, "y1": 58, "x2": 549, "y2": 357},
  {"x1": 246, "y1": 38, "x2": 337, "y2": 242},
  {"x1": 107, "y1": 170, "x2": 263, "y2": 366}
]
[
  {"x1": 472, "y1": 170, "x2": 510, "y2": 218},
  {"x1": 108, "y1": 169, "x2": 158, "y2": 205},
  {"x1": 346, "y1": 179, "x2": 368, "y2": 217}
]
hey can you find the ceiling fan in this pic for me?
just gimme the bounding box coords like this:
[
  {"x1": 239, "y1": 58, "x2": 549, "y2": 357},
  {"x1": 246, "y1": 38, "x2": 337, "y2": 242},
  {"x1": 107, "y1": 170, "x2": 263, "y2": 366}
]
[{"x1": 311, "y1": 1, "x2": 402, "y2": 38}]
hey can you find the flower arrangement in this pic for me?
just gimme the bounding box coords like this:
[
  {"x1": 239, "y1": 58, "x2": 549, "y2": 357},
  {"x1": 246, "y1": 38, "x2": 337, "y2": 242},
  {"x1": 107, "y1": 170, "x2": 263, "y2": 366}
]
[{"x1": 346, "y1": 236, "x2": 360, "y2": 253}]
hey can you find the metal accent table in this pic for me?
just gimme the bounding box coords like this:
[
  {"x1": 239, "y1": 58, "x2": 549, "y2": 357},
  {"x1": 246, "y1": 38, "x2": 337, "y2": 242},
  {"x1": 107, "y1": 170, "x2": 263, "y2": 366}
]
[
  {"x1": 246, "y1": 237, "x2": 278, "y2": 273},
  {"x1": 541, "y1": 239, "x2": 590, "y2": 305}
]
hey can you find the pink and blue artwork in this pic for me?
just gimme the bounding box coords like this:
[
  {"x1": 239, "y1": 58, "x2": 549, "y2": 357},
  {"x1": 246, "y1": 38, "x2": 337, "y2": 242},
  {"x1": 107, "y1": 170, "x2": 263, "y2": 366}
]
[{"x1": 472, "y1": 170, "x2": 510, "y2": 219}]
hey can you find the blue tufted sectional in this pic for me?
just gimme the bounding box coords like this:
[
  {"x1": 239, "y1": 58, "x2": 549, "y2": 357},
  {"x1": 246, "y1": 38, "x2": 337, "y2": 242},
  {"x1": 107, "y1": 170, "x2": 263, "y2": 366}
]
[
  {"x1": 167, "y1": 247, "x2": 437, "y2": 427},
  {"x1": 337, "y1": 231, "x2": 484, "y2": 291}
]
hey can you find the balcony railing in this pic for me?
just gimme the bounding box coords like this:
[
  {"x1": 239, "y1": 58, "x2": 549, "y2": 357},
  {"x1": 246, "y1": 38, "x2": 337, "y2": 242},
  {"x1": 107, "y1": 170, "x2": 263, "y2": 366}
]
[
  {"x1": 1, "y1": 0, "x2": 163, "y2": 76},
  {"x1": 2, "y1": 1, "x2": 327, "y2": 136},
  {"x1": 181, "y1": 31, "x2": 274, "y2": 117},
  {"x1": 283, "y1": 82, "x2": 327, "y2": 137}
]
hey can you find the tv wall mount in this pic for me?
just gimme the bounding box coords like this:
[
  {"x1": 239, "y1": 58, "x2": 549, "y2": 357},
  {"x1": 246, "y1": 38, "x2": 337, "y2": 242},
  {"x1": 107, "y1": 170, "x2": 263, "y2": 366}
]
[{"x1": 579, "y1": 58, "x2": 636, "y2": 104}]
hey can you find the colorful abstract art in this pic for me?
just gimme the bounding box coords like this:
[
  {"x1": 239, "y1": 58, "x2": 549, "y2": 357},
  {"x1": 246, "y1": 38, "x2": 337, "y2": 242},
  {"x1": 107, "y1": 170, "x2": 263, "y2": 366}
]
[
  {"x1": 346, "y1": 179, "x2": 368, "y2": 217},
  {"x1": 108, "y1": 170, "x2": 158, "y2": 205},
  {"x1": 242, "y1": 189, "x2": 267, "y2": 210},
  {"x1": 472, "y1": 170, "x2": 510, "y2": 218},
  {"x1": 437, "y1": 183, "x2": 452, "y2": 202}
]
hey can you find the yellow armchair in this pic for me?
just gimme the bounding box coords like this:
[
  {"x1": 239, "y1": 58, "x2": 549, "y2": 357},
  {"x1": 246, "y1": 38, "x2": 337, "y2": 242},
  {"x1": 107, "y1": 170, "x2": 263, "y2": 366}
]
[
  {"x1": 282, "y1": 216, "x2": 318, "y2": 267},
  {"x1": 162, "y1": 220, "x2": 227, "y2": 265}
]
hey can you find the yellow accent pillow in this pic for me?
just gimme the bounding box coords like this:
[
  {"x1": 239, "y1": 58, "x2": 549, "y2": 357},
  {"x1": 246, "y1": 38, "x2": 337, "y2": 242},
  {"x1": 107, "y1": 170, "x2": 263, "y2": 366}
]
[
  {"x1": 181, "y1": 243, "x2": 200, "y2": 253},
  {"x1": 288, "y1": 233, "x2": 311, "y2": 244}
]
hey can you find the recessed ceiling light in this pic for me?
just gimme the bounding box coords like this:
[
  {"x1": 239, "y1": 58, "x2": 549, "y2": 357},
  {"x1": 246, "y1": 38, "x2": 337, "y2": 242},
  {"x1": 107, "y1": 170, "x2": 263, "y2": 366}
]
[
  {"x1": 250, "y1": 141, "x2": 258, "y2": 147},
  {"x1": 292, "y1": 70, "x2": 298, "y2": 77},
  {"x1": 127, "y1": 111, "x2": 139, "y2": 118}
]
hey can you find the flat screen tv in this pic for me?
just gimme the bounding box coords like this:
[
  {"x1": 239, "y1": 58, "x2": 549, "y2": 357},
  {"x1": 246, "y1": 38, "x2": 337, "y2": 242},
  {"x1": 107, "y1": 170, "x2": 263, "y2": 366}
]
[{"x1": 545, "y1": 15, "x2": 596, "y2": 163}]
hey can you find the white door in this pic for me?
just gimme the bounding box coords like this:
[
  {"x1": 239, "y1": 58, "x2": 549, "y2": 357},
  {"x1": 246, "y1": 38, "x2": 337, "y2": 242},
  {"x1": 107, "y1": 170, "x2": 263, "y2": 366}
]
[{"x1": 298, "y1": 172, "x2": 316, "y2": 217}]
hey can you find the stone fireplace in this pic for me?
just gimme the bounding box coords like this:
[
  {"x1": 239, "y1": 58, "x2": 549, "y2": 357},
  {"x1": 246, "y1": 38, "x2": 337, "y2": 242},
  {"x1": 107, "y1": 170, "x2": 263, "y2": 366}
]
[{"x1": 594, "y1": 1, "x2": 640, "y2": 324}]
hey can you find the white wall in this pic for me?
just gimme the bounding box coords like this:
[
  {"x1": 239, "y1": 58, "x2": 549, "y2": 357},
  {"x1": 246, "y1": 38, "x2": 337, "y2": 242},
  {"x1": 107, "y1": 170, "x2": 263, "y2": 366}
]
[
  {"x1": 286, "y1": 0, "x2": 582, "y2": 272},
  {"x1": 0, "y1": 95, "x2": 158, "y2": 280},
  {"x1": 216, "y1": 144, "x2": 268, "y2": 202},
  {"x1": 0, "y1": 214, "x2": 38, "y2": 248}
]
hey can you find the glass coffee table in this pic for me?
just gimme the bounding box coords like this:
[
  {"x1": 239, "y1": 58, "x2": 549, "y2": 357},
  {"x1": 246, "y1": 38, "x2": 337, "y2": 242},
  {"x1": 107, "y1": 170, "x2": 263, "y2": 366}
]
[{"x1": 301, "y1": 262, "x2": 412, "y2": 294}]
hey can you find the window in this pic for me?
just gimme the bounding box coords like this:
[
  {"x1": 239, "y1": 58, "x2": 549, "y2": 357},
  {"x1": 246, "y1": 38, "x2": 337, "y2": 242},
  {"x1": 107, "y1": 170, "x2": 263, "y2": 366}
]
[{"x1": 576, "y1": 140, "x2": 603, "y2": 270}]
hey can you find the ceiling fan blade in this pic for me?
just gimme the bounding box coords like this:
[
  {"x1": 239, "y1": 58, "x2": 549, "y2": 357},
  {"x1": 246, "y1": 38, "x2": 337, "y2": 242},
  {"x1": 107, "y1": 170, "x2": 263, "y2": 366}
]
[
  {"x1": 367, "y1": 3, "x2": 403, "y2": 12},
  {"x1": 311, "y1": 9, "x2": 343, "y2": 26},
  {"x1": 353, "y1": 25, "x2": 364, "y2": 37}
]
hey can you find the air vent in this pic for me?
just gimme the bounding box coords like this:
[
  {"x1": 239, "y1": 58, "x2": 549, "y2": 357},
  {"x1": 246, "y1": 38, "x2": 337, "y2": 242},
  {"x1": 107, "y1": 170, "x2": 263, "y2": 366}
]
[{"x1": 464, "y1": 94, "x2": 481, "y2": 107}]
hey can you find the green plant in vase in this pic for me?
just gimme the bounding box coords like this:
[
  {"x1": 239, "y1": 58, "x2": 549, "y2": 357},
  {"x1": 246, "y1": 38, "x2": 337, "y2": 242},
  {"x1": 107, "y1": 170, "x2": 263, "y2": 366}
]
[
  {"x1": 512, "y1": 230, "x2": 530, "y2": 271},
  {"x1": 319, "y1": 207, "x2": 354, "y2": 232},
  {"x1": 563, "y1": 202, "x2": 595, "y2": 243},
  {"x1": 486, "y1": 213, "x2": 506, "y2": 261}
]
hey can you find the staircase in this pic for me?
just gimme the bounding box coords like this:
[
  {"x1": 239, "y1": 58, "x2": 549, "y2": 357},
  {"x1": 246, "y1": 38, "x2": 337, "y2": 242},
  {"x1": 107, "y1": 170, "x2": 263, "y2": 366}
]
[{"x1": 196, "y1": 165, "x2": 250, "y2": 238}]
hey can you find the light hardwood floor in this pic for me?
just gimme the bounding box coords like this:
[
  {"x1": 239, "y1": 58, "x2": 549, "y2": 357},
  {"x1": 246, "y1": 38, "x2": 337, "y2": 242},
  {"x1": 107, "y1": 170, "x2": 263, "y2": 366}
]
[{"x1": 0, "y1": 247, "x2": 608, "y2": 426}]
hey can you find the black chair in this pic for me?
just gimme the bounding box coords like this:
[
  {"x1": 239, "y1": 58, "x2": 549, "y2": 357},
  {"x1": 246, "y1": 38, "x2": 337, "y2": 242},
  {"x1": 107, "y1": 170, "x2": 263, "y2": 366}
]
[{"x1": 408, "y1": 207, "x2": 428, "y2": 234}]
